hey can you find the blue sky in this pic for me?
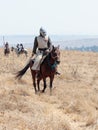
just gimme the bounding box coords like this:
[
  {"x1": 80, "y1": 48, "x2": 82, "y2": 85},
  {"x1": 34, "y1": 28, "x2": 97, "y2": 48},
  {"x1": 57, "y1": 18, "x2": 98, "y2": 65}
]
[{"x1": 0, "y1": 0, "x2": 98, "y2": 35}]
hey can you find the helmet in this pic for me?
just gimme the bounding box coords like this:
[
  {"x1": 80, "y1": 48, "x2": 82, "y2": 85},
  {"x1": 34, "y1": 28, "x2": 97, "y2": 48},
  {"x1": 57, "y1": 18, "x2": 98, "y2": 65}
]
[
  {"x1": 39, "y1": 27, "x2": 46, "y2": 37},
  {"x1": 6, "y1": 42, "x2": 8, "y2": 45}
]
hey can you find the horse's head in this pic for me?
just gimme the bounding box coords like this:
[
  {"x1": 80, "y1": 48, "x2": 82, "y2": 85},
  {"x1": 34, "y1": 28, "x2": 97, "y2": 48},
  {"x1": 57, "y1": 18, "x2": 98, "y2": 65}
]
[{"x1": 51, "y1": 45, "x2": 60, "y2": 64}]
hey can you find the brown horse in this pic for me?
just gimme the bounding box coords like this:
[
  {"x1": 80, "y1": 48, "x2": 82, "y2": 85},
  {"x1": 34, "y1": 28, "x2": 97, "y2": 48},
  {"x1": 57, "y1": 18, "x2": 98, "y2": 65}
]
[{"x1": 16, "y1": 45, "x2": 60, "y2": 94}]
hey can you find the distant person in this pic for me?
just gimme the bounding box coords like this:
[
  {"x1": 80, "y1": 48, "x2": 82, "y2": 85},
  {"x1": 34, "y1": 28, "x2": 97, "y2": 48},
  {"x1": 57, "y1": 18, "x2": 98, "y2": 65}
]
[
  {"x1": 5, "y1": 42, "x2": 9, "y2": 49},
  {"x1": 31, "y1": 27, "x2": 60, "y2": 75},
  {"x1": 16, "y1": 43, "x2": 20, "y2": 52},
  {"x1": 20, "y1": 43, "x2": 24, "y2": 52}
]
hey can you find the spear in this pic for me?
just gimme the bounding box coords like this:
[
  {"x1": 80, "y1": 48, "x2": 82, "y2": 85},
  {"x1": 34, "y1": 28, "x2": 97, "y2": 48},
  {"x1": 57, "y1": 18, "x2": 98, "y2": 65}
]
[{"x1": 3, "y1": 36, "x2": 5, "y2": 46}]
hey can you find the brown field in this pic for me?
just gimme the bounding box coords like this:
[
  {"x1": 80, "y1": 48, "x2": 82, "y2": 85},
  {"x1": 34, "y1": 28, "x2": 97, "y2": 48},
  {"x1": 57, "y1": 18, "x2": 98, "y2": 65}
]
[{"x1": 0, "y1": 48, "x2": 98, "y2": 130}]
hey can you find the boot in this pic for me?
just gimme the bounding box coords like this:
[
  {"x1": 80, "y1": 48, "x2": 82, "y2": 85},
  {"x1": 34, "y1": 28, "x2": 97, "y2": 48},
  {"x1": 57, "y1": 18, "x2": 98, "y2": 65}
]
[{"x1": 55, "y1": 71, "x2": 60, "y2": 75}]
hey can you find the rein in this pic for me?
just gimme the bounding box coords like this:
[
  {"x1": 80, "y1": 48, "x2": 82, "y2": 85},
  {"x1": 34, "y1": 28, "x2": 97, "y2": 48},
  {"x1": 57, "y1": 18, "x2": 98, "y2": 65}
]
[{"x1": 47, "y1": 53, "x2": 58, "y2": 70}]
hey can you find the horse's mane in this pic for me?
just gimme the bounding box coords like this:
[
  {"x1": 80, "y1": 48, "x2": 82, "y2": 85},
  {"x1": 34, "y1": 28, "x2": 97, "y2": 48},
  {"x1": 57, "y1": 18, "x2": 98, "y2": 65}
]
[{"x1": 41, "y1": 52, "x2": 51, "y2": 66}]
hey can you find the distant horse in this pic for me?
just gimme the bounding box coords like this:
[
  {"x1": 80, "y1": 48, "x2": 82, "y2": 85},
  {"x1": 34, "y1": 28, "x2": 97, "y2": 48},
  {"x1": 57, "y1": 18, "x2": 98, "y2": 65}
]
[
  {"x1": 16, "y1": 45, "x2": 60, "y2": 94},
  {"x1": 11, "y1": 47, "x2": 28, "y2": 57},
  {"x1": 4, "y1": 42, "x2": 10, "y2": 56}
]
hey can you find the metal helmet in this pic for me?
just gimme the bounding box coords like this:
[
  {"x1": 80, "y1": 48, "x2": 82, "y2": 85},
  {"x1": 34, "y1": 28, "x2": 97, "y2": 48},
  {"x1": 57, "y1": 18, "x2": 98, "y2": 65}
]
[
  {"x1": 39, "y1": 27, "x2": 46, "y2": 37},
  {"x1": 6, "y1": 42, "x2": 8, "y2": 45}
]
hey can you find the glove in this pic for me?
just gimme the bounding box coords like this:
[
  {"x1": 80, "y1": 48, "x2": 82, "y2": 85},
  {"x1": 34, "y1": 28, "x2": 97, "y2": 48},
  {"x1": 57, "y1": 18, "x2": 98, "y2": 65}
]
[
  {"x1": 45, "y1": 49, "x2": 50, "y2": 53},
  {"x1": 44, "y1": 49, "x2": 50, "y2": 55}
]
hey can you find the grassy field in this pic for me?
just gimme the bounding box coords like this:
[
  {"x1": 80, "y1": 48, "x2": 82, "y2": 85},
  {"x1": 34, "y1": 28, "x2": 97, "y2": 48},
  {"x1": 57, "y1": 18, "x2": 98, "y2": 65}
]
[{"x1": 0, "y1": 48, "x2": 98, "y2": 130}]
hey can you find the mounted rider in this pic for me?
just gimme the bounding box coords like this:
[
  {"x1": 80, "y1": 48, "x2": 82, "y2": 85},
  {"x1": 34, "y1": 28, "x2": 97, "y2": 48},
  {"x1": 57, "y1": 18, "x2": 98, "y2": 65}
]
[
  {"x1": 16, "y1": 43, "x2": 24, "y2": 53},
  {"x1": 31, "y1": 27, "x2": 60, "y2": 75},
  {"x1": 4, "y1": 42, "x2": 10, "y2": 55},
  {"x1": 31, "y1": 27, "x2": 52, "y2": 71},
  {"x1": 16, "y1": 44, "x2": 20, "y2": 52},
  {"x1": 19, "y1": 43, "x2": 24, "y2": 52},
  {"x1": 5, "y1": 42, "x2": 9, "y2": 49}
]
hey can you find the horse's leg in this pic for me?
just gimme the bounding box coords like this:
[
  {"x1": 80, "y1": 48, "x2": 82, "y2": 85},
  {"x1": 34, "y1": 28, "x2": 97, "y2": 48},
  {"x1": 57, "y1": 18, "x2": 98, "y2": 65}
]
[
  {"x1": 37, "y1": 76, "x2": 42, "y2": 92},
  {"x1": 17, "y1": 51, "x2": 19, "y2": 57},
  {"x1": 42, "y1": 78, "x2": 47, "y2": 93},
  {"x1": 33, "y1": 78, "x2": 37, "y2": 93},
  {"x1": 24, "y1": 51, "x2": 26, "y2": 57},
  {"x1": 26, "y1": 52, "x2": 27, "y2": 57},
  {"x1": 4, "y1": 49, "x2": 6, "y2": 56},
  {"x1": 31, "y1": 70, "x2": 37, "y2": 94},
  {"x1": 23, "y1": 50, "x2": 27, "y2": 57},
  {"x1": 25, "y1": 51, "x2": 28, "y2": 57},
  {"x1": 37, "y1": 78, "x2": 40, "y2": 92},
  {"x1": 50, "y1": 75, "x2": 54, "y2": 95}
]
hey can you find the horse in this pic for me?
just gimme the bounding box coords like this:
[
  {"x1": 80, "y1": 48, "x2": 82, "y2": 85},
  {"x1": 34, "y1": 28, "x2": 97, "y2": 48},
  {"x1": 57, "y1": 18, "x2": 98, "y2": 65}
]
[
  {"x1": 16, "y1": 45, "x2": 60, "y2": 95},
  {"x1": 11, "y1": 47, "x2": 28, "y2": 57},
  {"x1": 4, "y1": 43, "x2": 10, "y2": 56}
]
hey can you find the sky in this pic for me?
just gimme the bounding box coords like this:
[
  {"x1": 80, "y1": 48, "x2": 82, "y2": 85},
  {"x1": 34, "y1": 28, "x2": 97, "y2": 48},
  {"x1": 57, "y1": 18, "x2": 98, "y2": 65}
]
[{"x1": 0, "y1": 0, "x2": 98, "y2": 35}]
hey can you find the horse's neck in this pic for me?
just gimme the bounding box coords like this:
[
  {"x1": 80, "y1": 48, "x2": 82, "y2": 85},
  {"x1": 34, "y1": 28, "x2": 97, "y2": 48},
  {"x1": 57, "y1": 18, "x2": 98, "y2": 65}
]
[{"x1": 46, "y1": 53, "x2": 55, "y2": 64}]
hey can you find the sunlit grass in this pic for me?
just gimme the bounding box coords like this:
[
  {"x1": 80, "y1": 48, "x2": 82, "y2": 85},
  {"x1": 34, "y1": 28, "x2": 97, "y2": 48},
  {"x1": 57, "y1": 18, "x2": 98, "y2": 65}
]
[{"x1": 0, "y1": 48, "x2": 98, "y2": 130}]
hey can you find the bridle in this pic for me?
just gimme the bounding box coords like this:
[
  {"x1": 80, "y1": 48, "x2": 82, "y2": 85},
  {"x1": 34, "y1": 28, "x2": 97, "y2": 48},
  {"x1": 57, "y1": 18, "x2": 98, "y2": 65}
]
[
  {"x1": 47, "y1": 47, "x2": 60, "y2": 70},
  {"x1": 50, "y1": 47, "x2": 60, "y2": 61}
]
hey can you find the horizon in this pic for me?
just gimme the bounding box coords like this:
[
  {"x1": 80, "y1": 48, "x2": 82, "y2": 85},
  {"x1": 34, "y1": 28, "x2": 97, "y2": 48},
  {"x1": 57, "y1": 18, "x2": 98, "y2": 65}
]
[
  {"x1": 1, "y1": 35, "x2": 98, "y2": 50},
  {"x1": 0, "y1": 34, "x2": 98, "y2": 37}
]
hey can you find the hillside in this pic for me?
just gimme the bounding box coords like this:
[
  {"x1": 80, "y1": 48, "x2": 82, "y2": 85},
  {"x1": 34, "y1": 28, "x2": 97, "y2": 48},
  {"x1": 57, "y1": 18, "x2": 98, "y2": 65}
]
[{"x1": 0, "y1": 48, "x2": 98, "y2": 130}]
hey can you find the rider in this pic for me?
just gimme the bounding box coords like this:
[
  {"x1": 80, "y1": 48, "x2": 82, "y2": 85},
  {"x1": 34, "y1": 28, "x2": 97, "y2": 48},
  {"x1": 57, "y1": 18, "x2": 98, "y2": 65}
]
[
  {"x1": 4, "y1": 42, "x2": 10, "y2": 55},
  {"x1": 16, "y1": 43, "x2": 20, "y2": 52},
  {"x1": 5, "y1": 42, "x2": 9, "y2": 48},
  {"x1": 31, "y1": 27, "x2": 60, "y2": 74},
  {"x1": 20, "y1": 43, "x2": 24, "y2": 52}
]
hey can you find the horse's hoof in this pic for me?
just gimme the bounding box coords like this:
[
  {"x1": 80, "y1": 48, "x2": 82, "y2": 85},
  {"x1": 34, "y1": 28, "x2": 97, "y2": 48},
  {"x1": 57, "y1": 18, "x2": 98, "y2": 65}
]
[
  {"x1": 50, "y1": 90, "x2": 52, "y2": 96},
  {"x1": 35, "y1": 90, "x2": 38, "y2": 94},
  {"x1": 35, "y1": 91, "x2": 41, "y2": 95},
  {"x1": 41, "y1": 90, "x2": 45, "y2": 93}
]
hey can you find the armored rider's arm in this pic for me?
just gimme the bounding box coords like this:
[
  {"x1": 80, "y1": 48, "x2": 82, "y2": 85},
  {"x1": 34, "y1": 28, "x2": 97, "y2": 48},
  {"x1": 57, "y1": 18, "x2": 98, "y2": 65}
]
[
  {"x1": 32, "y1": 37, "x2": 38, "y2": 55},
  {"x1": 47, "y1": 37, "x2": 52, "y2": 52}
]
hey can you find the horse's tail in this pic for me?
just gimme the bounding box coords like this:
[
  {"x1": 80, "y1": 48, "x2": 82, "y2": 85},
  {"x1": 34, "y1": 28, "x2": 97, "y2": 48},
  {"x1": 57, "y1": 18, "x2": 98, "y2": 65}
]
[{"x1": 16, "y1": 60, "x2": 31, "y2": 79}]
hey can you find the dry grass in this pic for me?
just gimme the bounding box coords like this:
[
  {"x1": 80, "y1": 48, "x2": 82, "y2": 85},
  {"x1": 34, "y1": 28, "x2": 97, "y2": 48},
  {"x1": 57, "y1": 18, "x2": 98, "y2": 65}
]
[{"x1": 0, "y1": 48, "x2": 98, "y2": 130}]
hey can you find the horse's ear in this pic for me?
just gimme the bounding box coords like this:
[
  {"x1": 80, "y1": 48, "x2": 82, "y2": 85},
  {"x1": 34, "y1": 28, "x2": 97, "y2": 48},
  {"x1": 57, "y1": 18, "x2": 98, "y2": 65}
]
[{"x1": 52, "y1": 45, "x2": 55, "y2": 50}]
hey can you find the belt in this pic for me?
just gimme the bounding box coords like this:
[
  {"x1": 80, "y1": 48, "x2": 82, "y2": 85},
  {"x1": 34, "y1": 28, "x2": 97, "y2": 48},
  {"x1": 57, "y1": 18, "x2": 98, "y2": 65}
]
[{"x1": 38, "y1": 48, "x2": 48, "y2": 51}]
